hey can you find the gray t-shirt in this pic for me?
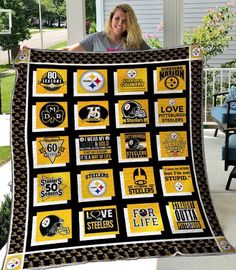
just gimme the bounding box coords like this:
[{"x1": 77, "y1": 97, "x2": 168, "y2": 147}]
[{"x1": 80, "y1": 31, "x2": 150, "y2": 52}]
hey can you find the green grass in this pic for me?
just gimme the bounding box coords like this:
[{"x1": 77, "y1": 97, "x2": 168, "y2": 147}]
[
  {"x1": 30, "y1": 27, "x2": 65, "y2": 35},
  {"x1": 0, "y1": 146, "x2": 11, "y2": 166},
  {"x1": 0, "y1": 64, "x2": 12, "y2": 73},
  {"x1": 47, "y1": 40, "x2": 67, "y2": 50},
  {"x1": 30, "y1": 29, "x2": 40, "y2": 35},
  {"x1": 0, "y1": 73, "x2": 16, "y2": 114}
]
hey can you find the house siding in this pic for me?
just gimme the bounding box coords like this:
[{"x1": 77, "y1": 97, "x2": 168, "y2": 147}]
[
  {"x1": 101, "y1": 0, "x2": 236, "y2": 66},
  {"x1": 103, "y1": 0, "x2": 163, "y2": 40}
]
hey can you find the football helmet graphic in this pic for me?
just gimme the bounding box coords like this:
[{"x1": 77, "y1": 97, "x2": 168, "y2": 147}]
[
  {"x1": 133, "y1": 168, "x2": 147, "y2": 185},
  {"x1": 40, "y1": 215, "x2": 70, "y2": 237},
  {"x1": 128, "y1": 138, "x2": 144, "y2": 150},
  {"x1": 139, "y1": 209, "x2": 148, "y2": 217},
  {"x1": 122, "y1": 101, "x2": 146, "y2": 119}
]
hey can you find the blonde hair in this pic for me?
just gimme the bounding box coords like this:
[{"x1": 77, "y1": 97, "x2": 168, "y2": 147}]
[{"x1": 105, "y1": 4, "x2": 143, "y2": 50}]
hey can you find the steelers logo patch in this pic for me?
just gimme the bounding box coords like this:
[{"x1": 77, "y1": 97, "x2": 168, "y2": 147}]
[
  {"x1": 170, "y1": 132, "x2": 178, "y2": 140},
  {"x1": 117, "y1": 99, "x2": 149, "y2": 128},
  {"x1": 77, "y1": 134, "x2": 112, "y2": 164},
  {"x1": 220, "y1": 240, "x2": 232, "y2": 251},
  {"x1": 175, "y1": 182, "x2": 184, "y2": 191},
  {"x1": 155, "y1": 65, "x2": 186, "y2": 92},
  {"x1": 127, "y1": 69, "x2": 137, "y2": 78},
  {"x1": 139, "y1": 208, "x2": 148, "y2": 217},
  {"x1": 115, "y1": 68, "x2": 148, "y2": 93},
  {"x1": 34, "y1": 210, "x2": 72, "y2": 244},
  {"x1": 80, "y1": 71, "x2": 105, "y2": 92},
  {"x1": 160, "y1": 165, "x2": 195, "y2": 196},
  {"x1": 40, "y1": 103, "x2": 65, "y2": 127},
  {"x1": 124, "y1": 203, "x2": 164, "y2": 236},
  {"x1": 81, "y1": 206, "x2": 119, "y2": 238},
  {"x1": 18, "y1": 52, "x2": 27, "y2": 61},
  {"x1": 120, "y1": 166, "x2": 156, "y2": 199},
  {"x1": 39, "y1": 215, "x2": 70, "y2": 237},
  {"x1": 192, "y1": 46, "x2": 201, "y2": 57},
  {"x1": 39, "y1": 137, "x2": 65, "y2": 163},
  {"x1": 122, "y1": 101, "x2": 146, "y2": 119},
  {"x1": 168, "y1": 99, "x2": 175, "y2": 106},
  {"x1": 215, "y1": 237, "x2": 235, "y2": 253},
  {"x1": 156, "y1": 98, "x2": 187, "y2": 126},
  {"x1": 6, "y1": 258, "x2": 21, "y2": 270},
  {"x1": 165, "y1": 76, "x2": 179, "y2": 89},
  {"x1": 78, "y1": 169, "x2": 115, "y2": 202},
  {"x1": 34, "y1": 136, "x2": 70, "y2": 168},
  {"x1": 88, "y1": 179, "x2": 107, "y2": 196},
  {"x1": 41, "y1": 217, "x2": 50, "y2": 228},
  {"x1": 119, "y1": 132, "x2": 152, "y2": 162},
  {"x1": 166, "y1": 201, "x2": 206, "y2": 234},
  {"x1": 79, "y1": 104, "x2": 108, "y2": 123},
  {"x1": 40, "y1": 71, "x2": 64, "y2": 91}
]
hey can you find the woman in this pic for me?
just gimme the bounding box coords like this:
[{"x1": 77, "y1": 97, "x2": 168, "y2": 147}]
[{"x1": 65, "y1": 4, "x2": 150, "y2": 52}]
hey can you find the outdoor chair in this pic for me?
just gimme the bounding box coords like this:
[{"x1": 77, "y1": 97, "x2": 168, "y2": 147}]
[
  {"x1": 222, "y1": 127, "x2": 236, "y2": 190},
  {"x1": 211, "y1": 86, "x2": 236, "y2": 137}
]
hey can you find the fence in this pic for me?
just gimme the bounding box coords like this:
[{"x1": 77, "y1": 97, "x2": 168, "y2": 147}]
[{"x1": 203, "y1": 67, "x2": 236, "y2": 125}]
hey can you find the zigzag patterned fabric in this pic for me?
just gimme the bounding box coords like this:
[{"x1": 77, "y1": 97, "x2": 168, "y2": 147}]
[{"x1": 3, "y1": 46, "x2": 235, "y2": 270}]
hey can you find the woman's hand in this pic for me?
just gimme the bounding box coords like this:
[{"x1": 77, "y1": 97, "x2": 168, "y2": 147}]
[
  {"x1": 21, "y1": 45, "x2": 30, "y2": 52},
  {"x1": 61, "y1": 43, "x2": 86, "y2": 51}
]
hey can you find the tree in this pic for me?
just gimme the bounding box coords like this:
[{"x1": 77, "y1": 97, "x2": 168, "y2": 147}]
[
  {"x1": 52, "y1": 0, "x2": 66, "y2": 26},
  {"x1": 41, "y1": 0, "x2": 66, "y2": 27},
  {"x1": 184, "y1": 3, "x2": 235, "y2": 62},
  {"x1": 24, "y1": 0, "x2": 40, "y2": 26},
  {"x1": 85, "y1": 0, "x2": 96, "y2": 33},
  {"x1": 0, "y1": 0, "x2": 31, "y2": 63},
  {"x1": 40, "y1": 0, "x2": 54, "y2": 27},
  {"x1": 0, "y1": 10, "x2": 10, "y2": 32},
  {"x1": 86, "y1": 0, "x2": 96, "y2": 22},
  {"x1": 0, "y1": 194, "x2": 11, "y2": 249}
]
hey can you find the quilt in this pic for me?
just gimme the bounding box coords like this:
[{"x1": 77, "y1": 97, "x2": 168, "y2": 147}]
[{"x1": 3, "y1": 45, "x2": 235, "y2": 270}]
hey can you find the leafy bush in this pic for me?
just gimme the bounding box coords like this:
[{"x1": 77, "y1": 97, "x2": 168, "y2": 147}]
[
  {"x1": 89, "y1": 21, "x2": 96, "y2": 34},
  {"x1": 221, "y1": 58, "x2": 236, "y2": 68},
  {"x1": 143, "y1": 33, "x2": 162, "y2": 49},
  {"x1": 0, "y1": 194, "x2": 11, "y2": 249},
  {"x1": 0, "y1": 146, "x2": 11, "y2": 166},
  {"x1": 184, "y1": 3, "x2": 236, "y2": 62},
  {"x1": 0, "y1": 73, "x2": 15, "y2": 114}
]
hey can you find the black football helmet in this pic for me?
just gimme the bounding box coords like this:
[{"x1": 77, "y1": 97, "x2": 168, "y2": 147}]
[
  {"x1": 40, "y1": 215, "x2": 70, "y2": 237},
  {"x1": 128, "y1": 138, "x2": 144, "y2": 150},
  {"x1": 122, "y1": 101, "x2": 146, "y2": 119}
]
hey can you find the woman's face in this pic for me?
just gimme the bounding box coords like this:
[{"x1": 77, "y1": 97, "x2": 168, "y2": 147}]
[{"x1": 110, "y1": 9, "x2": 128, "y2": 37}]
